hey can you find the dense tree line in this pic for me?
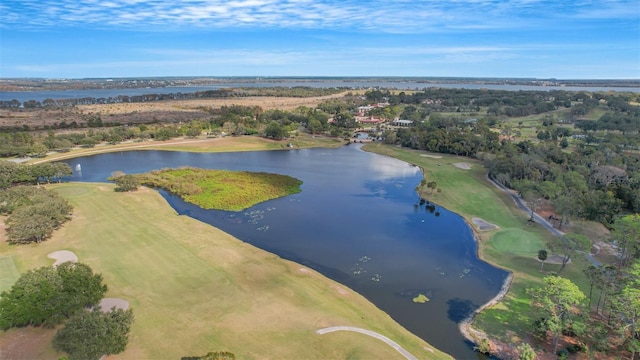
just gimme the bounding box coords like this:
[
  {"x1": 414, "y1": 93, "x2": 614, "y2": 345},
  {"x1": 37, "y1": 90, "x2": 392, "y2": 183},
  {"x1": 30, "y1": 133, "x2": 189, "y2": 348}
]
[
  {"x1": 390, "y1": 114, "x2": 501, "y2": 156},
  {"x1": 486, "y1": 140, "x2": 640, "y2": 224},
  {"x1": 362, "y1": 88, "x2": 639, "y2": 226},
  {"x1": 517, "y1": 215, "x2": 639, "y2": 357},
  {"x1": 0, "y1": 104, "x2": 342, "y2": 154},
  {"x1": 0, "y1": 161, "x2": 72, "y2": 188},
  {"x1": 364, "y1": 88, "x2": 575, "y2": 117},
  {"x1": 576, "y1": 111, "x2": 640, "y2": 134},
  {"x1": 527, "y1": 257, "x2": 640, "y2": 358},
  {"x1": 0, "y1": 185, "x2": 73, "y2": 243},
  {"x1": 0, "y1": 87, "x2": 345, "y2": 109}
]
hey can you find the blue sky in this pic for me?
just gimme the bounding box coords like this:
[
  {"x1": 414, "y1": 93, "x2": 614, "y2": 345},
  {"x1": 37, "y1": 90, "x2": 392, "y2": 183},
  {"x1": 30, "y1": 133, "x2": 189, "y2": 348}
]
[{"x1": 1, "y1": 0, "x2": 639, "y2": 79}]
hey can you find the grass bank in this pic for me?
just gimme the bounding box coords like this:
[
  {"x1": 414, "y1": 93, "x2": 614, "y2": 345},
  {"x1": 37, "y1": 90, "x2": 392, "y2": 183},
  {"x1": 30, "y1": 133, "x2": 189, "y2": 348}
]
[
  {"x1": 28, "y1": 134, "x2": 347, "y2": 164},
  {"x1": 0, "y1": 183, "x2": 449, "y2": 360},
  {"x1": 362, "y1": 143, "x2": 593, "y2": 346}
]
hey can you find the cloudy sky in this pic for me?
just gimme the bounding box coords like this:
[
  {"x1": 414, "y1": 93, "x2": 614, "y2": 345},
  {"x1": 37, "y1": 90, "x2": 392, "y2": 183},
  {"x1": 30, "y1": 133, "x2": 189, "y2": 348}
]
[{"x1": 1, "y1": 0, "x2": 639, "y2": 79}]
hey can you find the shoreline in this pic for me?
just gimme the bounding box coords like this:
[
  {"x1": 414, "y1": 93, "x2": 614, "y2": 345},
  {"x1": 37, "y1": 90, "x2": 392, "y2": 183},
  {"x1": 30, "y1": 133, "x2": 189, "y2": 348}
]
[
  {"x1": 14, "y1": 136, "x2": 508, "y2": 356},
  {"x1": 458, "y1": 215, "x2": 514, "y2": 347},
  {"x1": 421, "y1": 182, "x2": 515, "y2": 349},
  {"x1": 459, "y1": 273, "x2": 514, "y2": 346},
  {"x1": 366, "y1": 150, "x2": 516, "y2": 353}
]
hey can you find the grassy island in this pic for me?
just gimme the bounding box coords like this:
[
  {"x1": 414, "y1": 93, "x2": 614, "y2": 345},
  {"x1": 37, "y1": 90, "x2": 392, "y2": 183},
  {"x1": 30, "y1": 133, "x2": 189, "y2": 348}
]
[{"x1": 135, "y1": 167, "x2": 302, "y2": 211}]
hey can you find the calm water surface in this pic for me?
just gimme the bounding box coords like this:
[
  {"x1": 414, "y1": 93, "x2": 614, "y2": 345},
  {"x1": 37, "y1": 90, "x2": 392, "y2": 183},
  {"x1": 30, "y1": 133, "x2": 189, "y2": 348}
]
[
  {"x1": 65, "y1": 145, "x2": 508, "y2": 359},
  {"x1": 3, "y1": 80, "x2": 639, "y2": 102}
]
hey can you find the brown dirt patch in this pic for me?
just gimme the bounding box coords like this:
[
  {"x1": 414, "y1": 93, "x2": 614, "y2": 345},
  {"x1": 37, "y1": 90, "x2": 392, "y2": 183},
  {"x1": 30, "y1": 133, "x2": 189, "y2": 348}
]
[
  {"x1": 0, "y1": 215, "x2": 7, "y2": 243},
  {"x1": 0, "y1": 327, "x2": 58, "y2": 360}
]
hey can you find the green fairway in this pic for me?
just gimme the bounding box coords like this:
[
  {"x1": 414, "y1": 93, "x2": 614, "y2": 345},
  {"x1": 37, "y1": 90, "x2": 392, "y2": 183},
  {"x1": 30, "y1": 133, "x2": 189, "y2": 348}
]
[
  {"x1": 0, "y1": 183, "x2": 449, "y2": 360},
  {"x1": 488, "y1": 229, "x2": 546, "y2": 257},
  {"x1": 0, "y1": 256, "x2": 19, "y2": 293}
]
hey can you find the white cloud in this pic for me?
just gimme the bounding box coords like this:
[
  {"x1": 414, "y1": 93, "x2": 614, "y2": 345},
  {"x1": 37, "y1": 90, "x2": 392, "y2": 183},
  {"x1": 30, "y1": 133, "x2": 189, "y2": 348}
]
[{"x1": 2, "y1": 0, "x2": 636, "y2": 31}]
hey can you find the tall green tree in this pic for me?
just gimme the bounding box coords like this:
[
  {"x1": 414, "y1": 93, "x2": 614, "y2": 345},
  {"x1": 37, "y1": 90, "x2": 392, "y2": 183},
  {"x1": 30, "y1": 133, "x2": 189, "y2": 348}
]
[
  {"x1": 516, "y1": 343, "x2": 536, "y2": 360},
  {"x1": 0, "y1": 263, "x2": 107, "y2": 329},
  {"x1": 332, "y1": 111, "x2": 357, "y2": 129},
  {"x1": 610, "y1": 261, "x2": 640, "y2": 357},
  {"x1": 538, "y1": 249, "x2": 548, "y2": 271},
  {"x1": 112, "y1": 174, "x2": 140, "y2": 192},
  {"x1": 527, "y1": 275, "x2": 586, "y2": 354},
  {"x1": 53, "y1": 307, "x2": 133, "y2": 360},
  {"x1": 3, "y1": 186, "x2": 73, "y2": 244},
  {"x1": 583, "y1": 265, "x2": 599, "y2": 309},
  {"x1": 558, "y1": 233, "x2": 591, "y2": 275},
  {"x1": 264, "y1": 121, "x2": 287, "y2": 140},
  {"x1": 611, "y1": 214, "x2": 640, "y2": 268}
]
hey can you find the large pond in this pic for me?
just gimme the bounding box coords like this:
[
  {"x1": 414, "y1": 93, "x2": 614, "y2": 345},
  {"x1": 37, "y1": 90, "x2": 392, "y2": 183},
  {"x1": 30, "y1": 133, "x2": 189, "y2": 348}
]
[{"x1": 64, "y1": 144, "x2": 508, "y2": 359}]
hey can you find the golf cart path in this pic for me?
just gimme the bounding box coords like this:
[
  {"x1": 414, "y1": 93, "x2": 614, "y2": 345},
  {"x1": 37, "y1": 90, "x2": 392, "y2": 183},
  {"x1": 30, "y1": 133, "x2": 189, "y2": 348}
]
[
  {"x1": 486, "y1": 174, "x2": 602, "y2": 266},
  {"x1": 486, "y1": 174, "x2": 564, "y2": 237},
  {"x1": 316, "y1": 326, "x2": 419, "y2": 360}
]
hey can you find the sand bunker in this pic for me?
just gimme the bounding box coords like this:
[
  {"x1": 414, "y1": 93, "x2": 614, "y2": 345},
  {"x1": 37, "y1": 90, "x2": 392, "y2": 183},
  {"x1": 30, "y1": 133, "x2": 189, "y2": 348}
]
[
  {"x1": 454, "y1": 162, "x2": 472, "y2": 170},
  {"x1": 472, "y1": 217, "x2": 499, "y2": 231},
  {"x1": 99, "y1": 298, "x2": 130, "y2": 312},
  {"x1": 46, "y1": 252, "x2": 130, "y2": 313},
  {"x1": 47, "y1": 250, "x2": 78, "y2": 267},
  {"x1": 538, "y1": 255, "x2": 569, "y2": 265},
  {"x1": 420, "y1": 154, "x2": 442, "y2": 159}
]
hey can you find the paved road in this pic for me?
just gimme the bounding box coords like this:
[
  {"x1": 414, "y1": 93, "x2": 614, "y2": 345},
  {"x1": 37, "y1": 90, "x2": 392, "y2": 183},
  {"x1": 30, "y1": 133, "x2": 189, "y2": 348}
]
[
  {"x1": 486, "y1": 174, "x2": 565, "y2": 237},
  {"x1": 316, "y1": 326, "x2": 419, "y2": 360}
]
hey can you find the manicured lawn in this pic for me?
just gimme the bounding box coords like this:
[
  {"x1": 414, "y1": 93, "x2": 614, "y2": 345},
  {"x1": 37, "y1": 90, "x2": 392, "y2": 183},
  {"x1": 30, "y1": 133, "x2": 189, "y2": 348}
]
[
  {"x1": 488, "y1": 229, "x2": 546, "y2": 257},
  {"x1": 0, "y1": 256, "x2": 19, "y2": 293},
  {"x1": 0, "y1": 183, "x2": 449, "y2": 360}
]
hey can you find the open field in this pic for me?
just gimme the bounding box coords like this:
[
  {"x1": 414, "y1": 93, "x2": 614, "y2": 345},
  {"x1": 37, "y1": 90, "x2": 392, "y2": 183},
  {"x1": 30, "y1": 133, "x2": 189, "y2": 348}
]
[
  {"x1": 0, "y1": 93, "x2": 352, "y2": 129},
  {"x1": 362, "y1": 143, "x2": 594, "y2": 348},
  {"x1": 0, "y1": 182, "x2": 449, "y2": 360}
]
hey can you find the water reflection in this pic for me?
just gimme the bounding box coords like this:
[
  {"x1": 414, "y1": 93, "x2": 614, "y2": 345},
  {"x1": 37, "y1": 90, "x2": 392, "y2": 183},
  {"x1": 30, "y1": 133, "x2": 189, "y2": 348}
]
[{"x1": 64, "y1": 144, "x2": 507, "y2": 359}]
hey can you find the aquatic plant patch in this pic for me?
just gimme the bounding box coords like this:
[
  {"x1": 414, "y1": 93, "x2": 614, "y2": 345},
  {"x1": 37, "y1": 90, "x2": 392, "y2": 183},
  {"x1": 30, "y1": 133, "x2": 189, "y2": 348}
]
[{"x1": 135, "y1": 167, "x2": 302, "y2": 211}]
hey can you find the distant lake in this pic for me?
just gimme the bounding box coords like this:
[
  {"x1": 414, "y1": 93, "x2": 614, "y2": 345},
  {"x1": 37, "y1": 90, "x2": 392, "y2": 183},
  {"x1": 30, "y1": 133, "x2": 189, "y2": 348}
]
[
  {"x1": 64, "y1": 144, "x2": 508, "y2": 359},
  {"x1": 3, "y1": 80, "x2": 639, "y2": 102}
]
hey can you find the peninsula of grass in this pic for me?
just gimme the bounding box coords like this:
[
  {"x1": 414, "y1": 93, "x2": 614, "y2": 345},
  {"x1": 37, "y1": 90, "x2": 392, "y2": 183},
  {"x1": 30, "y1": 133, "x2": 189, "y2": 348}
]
[
  {"x1": 134, "y1": 167, "x2": 302, "y2": 211},
  {"x1": 0, "y1": 183, "x2": 449, "y2": 359}
]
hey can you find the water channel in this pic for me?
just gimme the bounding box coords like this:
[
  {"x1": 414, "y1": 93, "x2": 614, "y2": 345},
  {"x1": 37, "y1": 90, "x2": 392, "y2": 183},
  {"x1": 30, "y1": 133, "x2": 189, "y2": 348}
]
[{"x1": 64, "y1": 144, "x2": 508, "y2": 359}]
